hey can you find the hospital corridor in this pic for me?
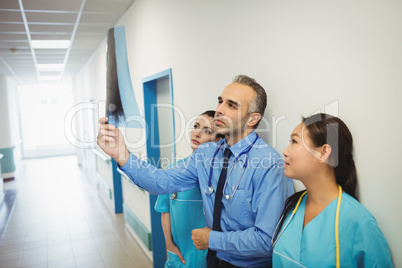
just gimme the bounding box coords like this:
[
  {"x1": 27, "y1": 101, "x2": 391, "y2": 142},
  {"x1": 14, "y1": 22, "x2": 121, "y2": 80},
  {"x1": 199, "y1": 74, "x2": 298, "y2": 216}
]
[
  {"x1": 0, "y1": 156, "x2": 152, "y2": 268},
  {"x1": 0, "y1": 0, "x2": 400, "y2": 267}
]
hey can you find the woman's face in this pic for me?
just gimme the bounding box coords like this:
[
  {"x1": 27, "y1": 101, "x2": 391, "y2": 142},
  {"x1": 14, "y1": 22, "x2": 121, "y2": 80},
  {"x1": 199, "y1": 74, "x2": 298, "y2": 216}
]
[
  {"x1": 190, "y1": 115, "x2": 215, "y2": 151},
  {"x1": 282, "y1": 123, "x2": 321, "y2": 180}
]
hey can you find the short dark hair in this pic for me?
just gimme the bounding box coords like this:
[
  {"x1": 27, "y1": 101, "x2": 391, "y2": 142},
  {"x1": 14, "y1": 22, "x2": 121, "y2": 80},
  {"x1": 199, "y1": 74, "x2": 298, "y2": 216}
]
[{"x1": 232, "y1": 75, "x2": 267, "y2": 128}]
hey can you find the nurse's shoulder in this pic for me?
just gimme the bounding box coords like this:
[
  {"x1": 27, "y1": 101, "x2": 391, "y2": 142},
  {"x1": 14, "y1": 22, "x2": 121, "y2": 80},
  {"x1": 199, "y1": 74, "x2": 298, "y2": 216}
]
[
  {"x1": 341, "y1": 193, "x2": 376, "y2": 222},
  {"x1": 341, "y1": 193, "x2": 393, "y2": 267},
  {"x1": 340, "y1": 193, "x2": 384, "y2": 233}
]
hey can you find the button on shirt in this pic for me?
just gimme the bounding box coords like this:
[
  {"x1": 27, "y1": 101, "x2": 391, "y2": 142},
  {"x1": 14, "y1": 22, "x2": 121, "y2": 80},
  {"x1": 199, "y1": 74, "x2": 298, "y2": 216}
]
[{"x1": 120, "y1": 131, "x2": 294, "y2": 267}]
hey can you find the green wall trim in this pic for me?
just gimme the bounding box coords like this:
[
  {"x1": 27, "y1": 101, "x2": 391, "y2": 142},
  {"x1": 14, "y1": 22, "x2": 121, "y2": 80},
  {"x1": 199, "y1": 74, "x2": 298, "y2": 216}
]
[
  {"x1": 123, "y1": 203, "x2": 152, "y2": 251},
  {"x1": 0, "y1": 147, "x2": 15, "y2": 174}
]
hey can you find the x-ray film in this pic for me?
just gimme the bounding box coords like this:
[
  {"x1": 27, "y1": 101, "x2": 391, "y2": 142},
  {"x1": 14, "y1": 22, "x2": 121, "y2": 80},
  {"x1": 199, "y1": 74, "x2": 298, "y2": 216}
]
[{"x1": 106, "y1": 26, "x2": 142, "y2": 128}]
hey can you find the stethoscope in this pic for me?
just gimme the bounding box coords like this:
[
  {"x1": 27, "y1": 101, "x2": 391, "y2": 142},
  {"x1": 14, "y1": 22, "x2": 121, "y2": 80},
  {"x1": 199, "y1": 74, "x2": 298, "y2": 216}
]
[
  {"x1": 204, "y1": 135, "x2": 259, "y2": 200},
  {"x1": 271, "y1": 185, "x2": 343, "y2": 268}
]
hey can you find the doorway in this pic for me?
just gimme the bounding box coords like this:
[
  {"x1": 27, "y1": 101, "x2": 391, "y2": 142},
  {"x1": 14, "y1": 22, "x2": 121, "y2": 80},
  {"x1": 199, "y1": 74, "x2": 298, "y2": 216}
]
[{"x1": 142, "y1": 68, "x2": 175, "y2": 268}]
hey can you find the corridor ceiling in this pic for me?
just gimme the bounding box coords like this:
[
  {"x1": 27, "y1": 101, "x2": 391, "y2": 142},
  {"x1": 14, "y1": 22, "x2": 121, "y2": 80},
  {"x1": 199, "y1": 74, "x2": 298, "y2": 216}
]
[{"x1": 0, "y1": 0, "x2": 135, "y2": 85}]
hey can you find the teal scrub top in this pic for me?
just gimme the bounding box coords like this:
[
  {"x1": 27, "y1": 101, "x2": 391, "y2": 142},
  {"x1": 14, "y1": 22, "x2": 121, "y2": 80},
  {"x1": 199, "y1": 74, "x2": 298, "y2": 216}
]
[
  {"x1": 155, "y1": 158, "x2": 207, "y2": 268},
  {"x1": 273, "y1": 192, "x2": 393, "y2": 267}
]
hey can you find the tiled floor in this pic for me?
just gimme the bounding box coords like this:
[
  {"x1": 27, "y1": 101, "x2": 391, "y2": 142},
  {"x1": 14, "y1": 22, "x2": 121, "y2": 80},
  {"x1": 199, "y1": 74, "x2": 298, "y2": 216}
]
[{"x1": 0, "y1": 155, "x2": 152, "y2": 268}]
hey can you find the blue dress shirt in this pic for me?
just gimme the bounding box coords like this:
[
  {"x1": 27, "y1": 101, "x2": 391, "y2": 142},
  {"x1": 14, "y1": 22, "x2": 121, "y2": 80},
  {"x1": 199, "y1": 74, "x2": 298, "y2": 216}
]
[{"x1": 120, "y1": 131, "x2": 294, "y2": 267}]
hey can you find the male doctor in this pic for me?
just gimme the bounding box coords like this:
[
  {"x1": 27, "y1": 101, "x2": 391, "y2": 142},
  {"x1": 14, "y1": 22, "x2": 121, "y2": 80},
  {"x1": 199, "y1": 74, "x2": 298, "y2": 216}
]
[{"x1": 97, "y1": 75, "x2": 294, "y2": 268}]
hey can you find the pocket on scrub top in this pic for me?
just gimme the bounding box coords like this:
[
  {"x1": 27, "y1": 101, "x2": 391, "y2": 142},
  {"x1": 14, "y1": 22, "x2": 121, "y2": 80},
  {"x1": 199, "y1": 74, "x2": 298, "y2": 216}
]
[{"x1": 166, "y1": 250, "x2": 183, "y2": 267}]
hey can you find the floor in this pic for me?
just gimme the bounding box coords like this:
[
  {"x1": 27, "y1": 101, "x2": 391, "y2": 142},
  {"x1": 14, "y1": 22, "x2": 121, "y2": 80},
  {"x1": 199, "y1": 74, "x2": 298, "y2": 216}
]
[{"x1": 0, "y1": 155, "x2": 153, "y2": 268}]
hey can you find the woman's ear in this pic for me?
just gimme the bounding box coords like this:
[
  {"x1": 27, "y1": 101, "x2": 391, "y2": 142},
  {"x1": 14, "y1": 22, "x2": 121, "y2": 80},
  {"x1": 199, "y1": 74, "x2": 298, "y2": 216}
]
[
  {"x1": 247, "y1": 113, "x2": 261, "y2": 128},
  {"x1": 319, "y1": 144, "x2": 332, "y2": 163}
]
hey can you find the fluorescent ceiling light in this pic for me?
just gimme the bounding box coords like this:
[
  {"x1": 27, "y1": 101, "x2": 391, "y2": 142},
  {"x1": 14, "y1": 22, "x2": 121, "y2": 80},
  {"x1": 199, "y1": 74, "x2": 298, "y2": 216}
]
[
  {"x1": 37, "y1": 64, "x2": 64, "y2": 72},
  {"x1": 32, "y1": 40, "x2": 70, "y2": 49},
  {"x1": 39, "y1": 76, "x2": 60, "y2": 81}
]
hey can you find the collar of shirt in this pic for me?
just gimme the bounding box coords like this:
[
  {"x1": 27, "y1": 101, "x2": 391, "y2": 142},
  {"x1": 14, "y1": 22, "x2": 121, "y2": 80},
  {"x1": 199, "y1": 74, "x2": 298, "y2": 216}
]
[{"x1": 219, "y1": 131, "x2": 258, "y2": 158}]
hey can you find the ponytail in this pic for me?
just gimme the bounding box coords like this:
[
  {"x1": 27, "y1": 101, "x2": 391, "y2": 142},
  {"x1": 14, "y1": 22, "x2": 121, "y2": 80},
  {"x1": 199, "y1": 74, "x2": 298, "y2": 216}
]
[
  {"x1": 303, "y1": 113, "x2": 358, "y2": 199},
  {"x1": 335, "y1": 153, "x2": 358, "y2": 200}
]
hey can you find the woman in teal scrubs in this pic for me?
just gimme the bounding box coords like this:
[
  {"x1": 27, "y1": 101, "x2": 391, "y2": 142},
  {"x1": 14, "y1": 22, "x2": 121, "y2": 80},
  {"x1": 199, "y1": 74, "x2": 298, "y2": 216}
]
[
  {"x1": 155, "y1": 110, "x2": 223, "y2": 268},
  {"x1": 272, "y1": 113, "x2": 393, "y2": 267}
]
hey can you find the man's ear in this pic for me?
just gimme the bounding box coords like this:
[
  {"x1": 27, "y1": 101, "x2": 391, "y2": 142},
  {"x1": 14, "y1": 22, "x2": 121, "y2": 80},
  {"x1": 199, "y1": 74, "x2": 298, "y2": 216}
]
[{"x1": 247, "y1": 113, "x2": 261, "y2": 128}]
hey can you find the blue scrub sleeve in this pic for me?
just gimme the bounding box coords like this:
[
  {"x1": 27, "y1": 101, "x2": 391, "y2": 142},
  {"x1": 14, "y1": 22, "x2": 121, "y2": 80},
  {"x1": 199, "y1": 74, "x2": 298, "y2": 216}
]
[
  {"x1": 155, "y1": 194, "x2": 170, "y2": 213},
  {"x1": 154, "y1": 158, "x2": 188, "y2": 213},
  {"x1": 352, "y1": 217, "x2": 394, "y2": 267}
]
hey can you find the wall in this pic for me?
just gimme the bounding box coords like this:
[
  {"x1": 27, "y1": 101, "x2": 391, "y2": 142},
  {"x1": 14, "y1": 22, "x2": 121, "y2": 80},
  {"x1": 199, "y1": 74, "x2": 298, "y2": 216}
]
[
  {"x1": 0, "y1": 76, "x2": 13, "y2": 149},
  {"x1": 156, "y1": 77, "x2": 175, "y2": 167},
  {"x1": 74, "y1": 0, "x2": 402, "y2": 265},
  {"x1": 73, "y1": 43, "x2": 107, "y2": 104},
  {"x1": 0, "y1": 75, "x2": 22, "y2": 177},
  {"x1": 7, "y1": 77, "x2": 22, "y2": 166}
]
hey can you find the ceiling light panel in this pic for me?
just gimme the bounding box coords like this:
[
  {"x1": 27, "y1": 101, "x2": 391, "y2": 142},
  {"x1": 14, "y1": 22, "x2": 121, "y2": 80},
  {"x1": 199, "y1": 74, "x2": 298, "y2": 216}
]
[
  {"x1": 37, "y1": 63, "x2": 64, "y2": 72},
  {"x1": 39, "y1": 75, "x2": 60, "y2": 81},
  {"x1": 32, "y1": 40, "x2": 70, "y2": 49}
]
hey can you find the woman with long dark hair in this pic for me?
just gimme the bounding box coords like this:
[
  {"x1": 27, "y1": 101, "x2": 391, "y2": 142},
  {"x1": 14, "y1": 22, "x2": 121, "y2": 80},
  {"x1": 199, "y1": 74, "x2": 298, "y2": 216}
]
[
  {"x1": 154, "y1": 110, "x2": 223, "y2": 268},
  {"x1": 272, "y1": 113, "x2": 393, "y2": 267}
]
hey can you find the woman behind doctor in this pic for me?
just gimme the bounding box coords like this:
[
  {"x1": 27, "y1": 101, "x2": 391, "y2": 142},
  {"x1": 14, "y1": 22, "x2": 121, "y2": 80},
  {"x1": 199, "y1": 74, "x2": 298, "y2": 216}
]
[
  {"x1": 272, "y1": 113, "x2": 393, "y2": 267},
  {"x1": 155, "y1": 110, "x2": 223, "y2": 268}
]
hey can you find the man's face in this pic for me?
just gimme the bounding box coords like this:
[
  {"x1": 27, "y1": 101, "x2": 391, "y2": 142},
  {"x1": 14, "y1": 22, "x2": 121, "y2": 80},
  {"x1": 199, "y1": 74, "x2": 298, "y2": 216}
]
[{"x1": 214, "y1": 82, "x2": 256, "y2": 136}]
